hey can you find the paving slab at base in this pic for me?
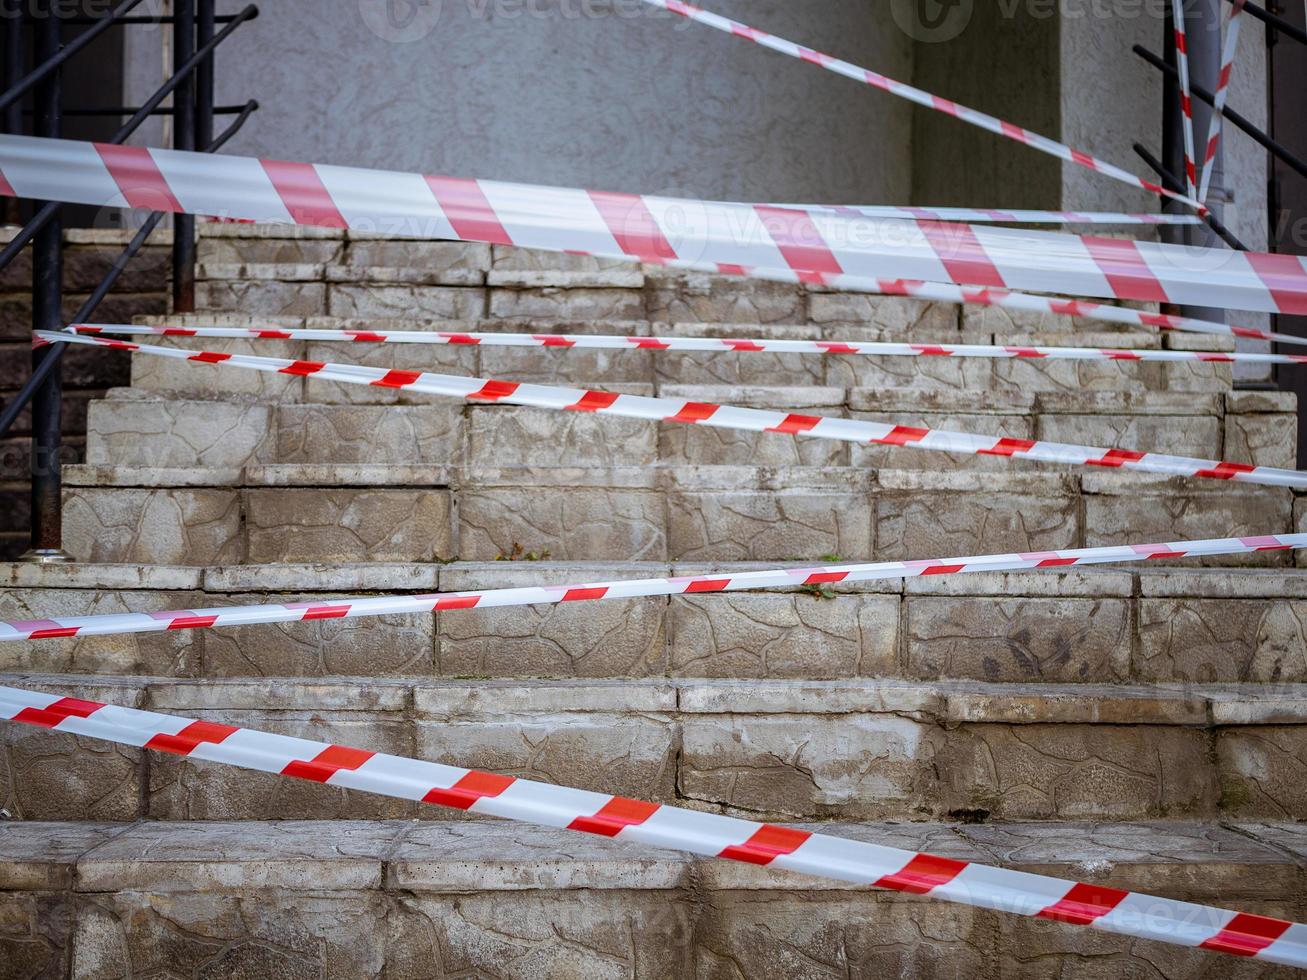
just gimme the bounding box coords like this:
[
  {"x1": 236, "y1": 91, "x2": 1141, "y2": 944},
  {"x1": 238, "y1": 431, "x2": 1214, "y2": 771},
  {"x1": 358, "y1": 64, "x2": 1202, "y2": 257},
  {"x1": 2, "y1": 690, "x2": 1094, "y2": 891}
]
[{"x1": 1, "y1": 818, "x2": 1303, "y2": 978}]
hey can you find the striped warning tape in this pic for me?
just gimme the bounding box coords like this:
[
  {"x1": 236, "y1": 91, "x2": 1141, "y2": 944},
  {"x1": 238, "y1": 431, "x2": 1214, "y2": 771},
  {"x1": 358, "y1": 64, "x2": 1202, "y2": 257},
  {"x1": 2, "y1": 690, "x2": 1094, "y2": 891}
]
[
  {"x1": 852, "y1": 277, "x2": 1305, "y2": 348},
  {"x1": 66, "y1": 323, "x2": 1307, "y2": 366},
  {"x1": 1, "y1": 682, "x2": 1303, "y2": 966},
  {"x1": 1171, "y1": 0, "x2": 1201, "y2": 200},
  {"x1": 1198, "y1": 0, "x2": 1246, "y2": 203},
  {"x1": 652, "y1": 262, "x2": 1306, "y2": 349},
  {"x1": 770, "y1": 203, "x2": 1203, "y2": 226},
  {"x1": 2, "y1": 532, "x2": 1301, "y2": 643},
  {"x1": 39, "y1": 330, "x2": 1307, "y2": 489},
  {"x1": 3, "y1": 135, "x2": 1305, "y2": 315},
  {"x1": 640, "y1": 0, "x2": 1205, "y2": 212}
]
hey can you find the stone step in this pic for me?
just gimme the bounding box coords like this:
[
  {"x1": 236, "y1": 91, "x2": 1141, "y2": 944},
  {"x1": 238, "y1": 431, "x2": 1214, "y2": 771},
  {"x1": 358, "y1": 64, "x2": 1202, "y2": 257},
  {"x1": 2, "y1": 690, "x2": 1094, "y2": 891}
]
[
  {"x1": 4, "y1": 562, "x2": 1306, "y2": 687},
  {"x1": 57, "y1": 464, "x2": 1296, "y2": 566},
  {"x1": 4, "y1": 674, "x2": 1307, "y2": 822},
  {"x1": 129, "y1": 312, "x2": 1236, "y2": 393},
  {"x1": 2, "y1": 817, "x2": 1304, "y2": 977},
  {"x1": 83, "y1": 388, "x2": 1296, "y2": 471}
]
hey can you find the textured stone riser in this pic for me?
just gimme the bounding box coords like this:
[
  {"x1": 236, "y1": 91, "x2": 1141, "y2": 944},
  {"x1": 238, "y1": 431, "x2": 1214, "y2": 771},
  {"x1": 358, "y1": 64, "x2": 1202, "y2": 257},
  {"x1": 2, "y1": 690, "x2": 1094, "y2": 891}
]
[
  {"x1": 57, "y1": 465, "x2": 1295, "y2": 566},
  {"x1": 127, "y1": 320, "x2": 1236, "y2": 395},
  {"x1": 7, "y1": 565, "x2": 1307, "y2": 687},
  {"x1": 84, "y1": 390, "x2": 1298, "y2": 472},
  {"x1": 3, "y1": 675, "x2": 1307, "y2": 822},
  {"x1": 5, "y1": 819, "x2": 1305, "y2": 979}
]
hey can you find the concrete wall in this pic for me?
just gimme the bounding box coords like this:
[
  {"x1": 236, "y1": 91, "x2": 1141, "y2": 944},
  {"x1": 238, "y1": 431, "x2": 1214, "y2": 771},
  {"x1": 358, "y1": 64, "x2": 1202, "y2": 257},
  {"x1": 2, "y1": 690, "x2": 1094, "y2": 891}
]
[
  {"x1": 911, "y1": 2, "x2": 1062, "y2": 210},
  {"x1": 124, "y1": 0, "x2": 915, "y2": 204}
]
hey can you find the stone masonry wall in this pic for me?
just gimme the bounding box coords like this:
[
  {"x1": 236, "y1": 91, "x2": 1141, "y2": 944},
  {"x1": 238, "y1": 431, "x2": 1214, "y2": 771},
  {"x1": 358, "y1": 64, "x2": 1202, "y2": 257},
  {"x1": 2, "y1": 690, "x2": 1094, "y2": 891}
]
[{"x1": 0, "y1": 228, "x2": 170, "y2": 559}]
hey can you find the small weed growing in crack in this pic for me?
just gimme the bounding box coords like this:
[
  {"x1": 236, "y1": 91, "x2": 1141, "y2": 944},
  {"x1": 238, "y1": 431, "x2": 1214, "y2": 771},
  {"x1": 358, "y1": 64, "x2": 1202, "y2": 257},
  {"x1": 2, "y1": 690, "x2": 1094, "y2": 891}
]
[
  {"x1": 495, "y1": 543, "x2": 551, "y2": 561},
  {"x1": 799, "y1": 583, "x2": 837, "y2": 600}
]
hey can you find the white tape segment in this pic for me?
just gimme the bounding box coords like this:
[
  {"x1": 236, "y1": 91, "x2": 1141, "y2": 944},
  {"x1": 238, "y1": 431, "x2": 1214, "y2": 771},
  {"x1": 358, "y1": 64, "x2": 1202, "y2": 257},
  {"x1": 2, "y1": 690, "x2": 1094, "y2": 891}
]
[
  {"x1": 68, "y1": 323, "x2": 1307, "y2": 366},
  {"x1": 1171, "y1": 0, "x2": 1200, "y2": 200},
  {"x1": 1198, "y1": 0, "x2": 1245, "y2": 203},
  {"x1": 39, "y1": 330, "x2": 1307, "y2": 488},
  {"x1": 2, "y1": 532, "x2": 1302, "y2": 643},
  {"x1": 640, "y1": 0, "x2": 1205, "y2": 212},
  {"x1": 653, "y1": 264, "x2": 1306, "y2": 349},
  {"x1": 771, "y1": 203, "x2": 1203, "y2": 226},
  {"x1": 1, "y1": 683, "x2": 1304, "y2": 966},
  {"x1": 3, "y1": 135, "x2": 1306, "y2": 315}
]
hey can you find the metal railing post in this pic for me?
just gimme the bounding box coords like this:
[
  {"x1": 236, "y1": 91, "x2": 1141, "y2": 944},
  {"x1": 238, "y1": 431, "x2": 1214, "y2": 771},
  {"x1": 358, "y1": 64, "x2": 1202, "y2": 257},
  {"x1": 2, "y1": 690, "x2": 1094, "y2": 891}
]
[
  {"x1": 24, "y1": 0, "x2": 69, "y2": 563},
  {"x1": 1, "y1": 1, "x2": 23, "y2": 225},
  {"x1": 171, "y1": 0, "x2": 196, "y2": 312},
  {"x1": 196, "y1": 0, "x2": 214, "y2": 150}
]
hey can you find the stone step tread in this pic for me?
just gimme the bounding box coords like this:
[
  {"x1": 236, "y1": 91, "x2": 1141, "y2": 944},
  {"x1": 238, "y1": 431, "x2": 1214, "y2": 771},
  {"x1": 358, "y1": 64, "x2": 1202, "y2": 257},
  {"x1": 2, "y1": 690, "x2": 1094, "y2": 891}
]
[
  {"x1": 137, "y1": 311, "x2": 1224, "y2": 347},
  {"x1": 99, "y1": 385, "x2": 1283, "y2": 415},
  {"x1": 7, "y1": 559, "x2": 1307, "y2": 597},
  {"x1": 7, "y1": 561, "x2": 1306, "y2": 686},
  {"x1": 61, "y1": 462, "x2": 1290, "y2": 494},
  {"x1": 6, "y1": 673, "x2": 1306, "y2": 726},
  {"x1": 5, "y1": 819, "x2": 1304, "y2": 896},
  {"x1": 5, "y1": 675, "x2": 1299, "y2": 823}
]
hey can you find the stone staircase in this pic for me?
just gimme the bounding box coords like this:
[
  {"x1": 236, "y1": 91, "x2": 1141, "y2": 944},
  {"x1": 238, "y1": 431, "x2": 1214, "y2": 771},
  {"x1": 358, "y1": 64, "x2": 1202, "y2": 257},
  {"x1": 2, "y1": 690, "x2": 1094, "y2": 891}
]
[{"x1": 4, "y1": 223, "x2": 1307, "y2": 976}]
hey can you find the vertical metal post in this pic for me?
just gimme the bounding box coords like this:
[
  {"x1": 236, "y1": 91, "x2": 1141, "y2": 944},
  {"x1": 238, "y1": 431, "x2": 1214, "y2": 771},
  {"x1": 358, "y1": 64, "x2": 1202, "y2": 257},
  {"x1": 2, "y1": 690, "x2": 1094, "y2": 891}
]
[
  {"x1": 1, "y1": 0, "x2": 23, "y2": 225},
  {"x1": 171, "y1": 0, "x2": 196, "y2": 312},
  {"x1": 24, "y1": 0, "x2": 68, "y2": 562},
  {"x1": 195, "y1": 0, "x2": 214, "y2": 150}
]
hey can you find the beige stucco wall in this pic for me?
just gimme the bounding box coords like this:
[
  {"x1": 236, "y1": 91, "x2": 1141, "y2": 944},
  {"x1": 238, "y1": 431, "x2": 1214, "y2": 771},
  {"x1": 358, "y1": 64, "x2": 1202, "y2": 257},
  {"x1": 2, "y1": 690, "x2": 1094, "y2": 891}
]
[{"x1": 125, "y1": 0, "x2": 915, "y2": 204}]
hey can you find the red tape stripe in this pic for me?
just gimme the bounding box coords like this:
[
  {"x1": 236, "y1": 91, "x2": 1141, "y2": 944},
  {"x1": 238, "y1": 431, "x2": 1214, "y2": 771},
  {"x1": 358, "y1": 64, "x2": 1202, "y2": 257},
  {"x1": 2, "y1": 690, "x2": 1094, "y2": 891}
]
[
  {"x1": 1036, "y1": 883, "x2": 1129, "y2": 925},
  {"x1": 568, "y1": 796, "x2": 661, "y2": 836},
  {"x1": 589, "y1": 190, "x2": 678, "y2": 262},
  {"x1": 424, "y1": 176, "x2": 514, "y2": 246},
  {"x1": 719, "y1": 824, "x2": 812, "y2": 865},
  {"x1": 917, "y1": 220, "x2": 1006, "y2": 288},
  {"x1": 95, "y1": 144, "x2": 183, "y2": 212},
  {"x1": 13, "y1": 697, "x2": 104, "y2": 728},
  {"x1": 1082, "y1": 236, "x2": 1170, "y2": 303},
  {"x1": 754, "y1": 205, "x2": 843, "y2": 285},
  {"x1": 1198, "y1": 913, "x2": 1293, "y2": 957},
  {"x1": 874, "y1": 853, "x2": 968, "y2": 894},
  {"x1": 1245, "y1": 253, "x2": 1307, "y2": 316},
  {"x1": 282, "y1": 744, "x2": 377, "y2": 783},
  {"x1": 423, "y1": 770, "x2": 515, "y2": 810},
  {"x1": 144, "y1": 720, "x2": 239, "y2": 755},
  {"x1": 260, "y1": 159, "x2": 348, "y2": 228}
]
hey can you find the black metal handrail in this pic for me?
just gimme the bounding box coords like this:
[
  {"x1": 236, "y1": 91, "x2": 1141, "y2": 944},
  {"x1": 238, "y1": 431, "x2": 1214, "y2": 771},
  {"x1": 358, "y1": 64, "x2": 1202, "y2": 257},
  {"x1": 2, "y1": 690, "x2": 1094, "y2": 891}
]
[
  {"x1": 0, "y1": 2, "x2": 258, "y2": 276},
  {"x1": 0, "y1": 0, "x2": 147, "y2": 113},
  {"x1": 0, "y1": 0, "x2": 259, "y2": 559},
  {"x1": 0, "y1": 100, "x2": 258, "y2": 442},
  {"x1": 1223, "y1": 0, "x2": 1307, "y2": 47},
  {"x1": 1132, "y1": 142, "x2": 1248, "y2": 250},
  {"x1": 1134, "y1": 44, "x2": 1307, "y2": 181}
]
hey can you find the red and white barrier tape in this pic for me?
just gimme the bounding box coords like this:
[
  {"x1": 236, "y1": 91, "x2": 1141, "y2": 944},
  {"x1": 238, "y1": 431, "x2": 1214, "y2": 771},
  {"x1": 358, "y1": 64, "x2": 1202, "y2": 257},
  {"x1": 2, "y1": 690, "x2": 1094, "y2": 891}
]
[
  {"x1": 1198, "y1": 0, "x2": 1245, "y2": 203},
  {"x1": 67, "y1": 323, "x2": 1307, "y2": 367},
  {"x1": 1172, "y1": 0, "x2": 1201, "y2": 200},
  {"x1": 34, "y1": 330, "x2": 1307, "y2": 488},
  {"x1": 641, "y1": 0, "x2": 1205, "y2": 213},
  {"x1": 776, "y1": 203, "x2": 1202, "y2": 226},
  {"x1": 3, "y1": 136, "x2": 1305, "y2": 314},
  {"x1": 654, "y1": 264, "x2": 1306, "y2": 349},
  {"x1": 0, "y1": 683, "x2": 1303, "y2": 966},
  {"x1": 856, "y1": 277, "x2": 1304, "y2": 347},
  {"x1": 2, "y1": 532, "x2": 1302, "y2": 644}
]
